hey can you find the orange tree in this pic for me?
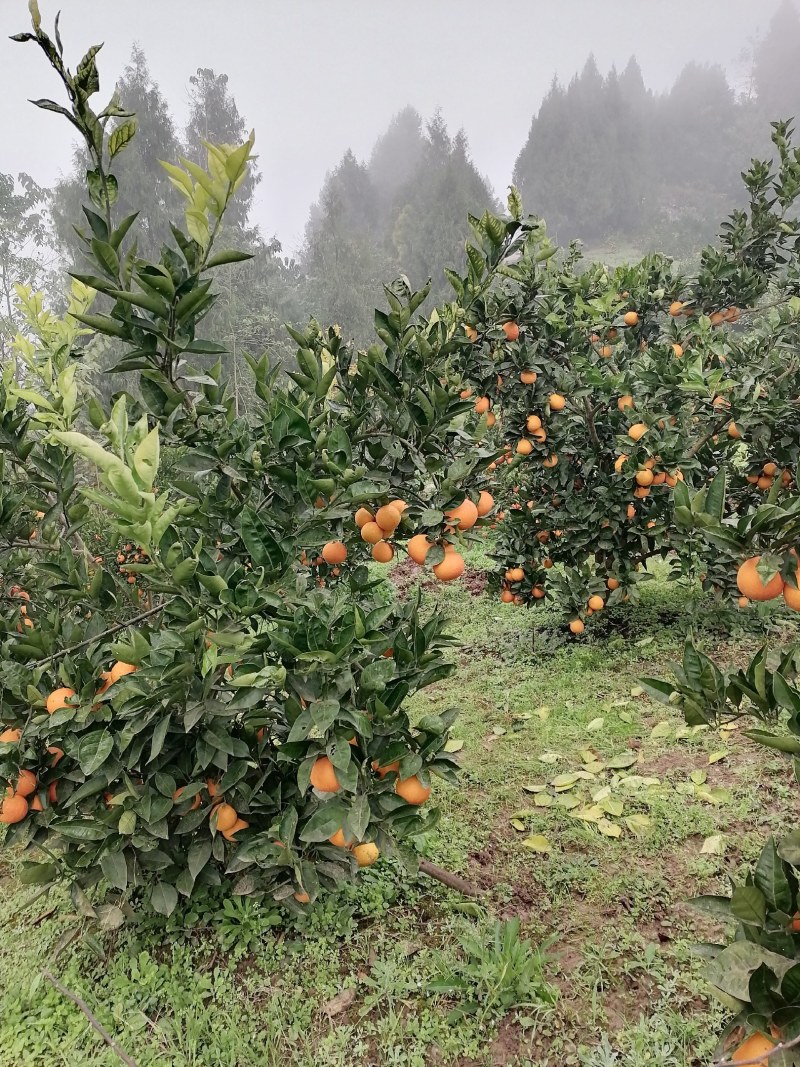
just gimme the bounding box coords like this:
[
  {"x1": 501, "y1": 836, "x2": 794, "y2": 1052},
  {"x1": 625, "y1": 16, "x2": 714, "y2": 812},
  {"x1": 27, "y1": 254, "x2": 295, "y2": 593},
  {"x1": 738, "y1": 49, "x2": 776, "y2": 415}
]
[
  {"x1": 0, "y1": 8, "x2": 497, "y2": 917},
  {"x1": 446, "y1": 133, "x2": 800, "y2": 629}
]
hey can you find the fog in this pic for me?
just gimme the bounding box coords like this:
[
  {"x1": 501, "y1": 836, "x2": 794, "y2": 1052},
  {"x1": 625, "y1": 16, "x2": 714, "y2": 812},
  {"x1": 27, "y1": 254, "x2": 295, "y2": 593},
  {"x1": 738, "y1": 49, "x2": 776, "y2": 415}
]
[{"x1": 0, "y1": 0, "x2": 780, "y2": 254}]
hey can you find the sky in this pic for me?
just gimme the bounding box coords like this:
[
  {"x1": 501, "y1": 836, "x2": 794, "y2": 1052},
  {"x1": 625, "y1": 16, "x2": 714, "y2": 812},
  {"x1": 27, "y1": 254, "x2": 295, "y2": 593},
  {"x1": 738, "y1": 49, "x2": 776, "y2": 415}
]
[{"x1": 0, "y1": 0, "x2": 781, "y2": 255}]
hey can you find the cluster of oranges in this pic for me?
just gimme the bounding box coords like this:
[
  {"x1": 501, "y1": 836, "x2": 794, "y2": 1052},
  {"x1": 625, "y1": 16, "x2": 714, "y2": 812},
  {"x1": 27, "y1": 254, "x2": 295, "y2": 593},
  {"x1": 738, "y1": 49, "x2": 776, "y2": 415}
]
[
  {"x1": 352, "y1": 500, "x2": 409, "y2": 564},
  {"x1": 113, "y1": 543, "x2": 151, "y2": 597},
  {"x1": 173, "y1": 778, "x2": 249, "y2": 841},
  {"x1": 736, "y1": 555, "x2": 800, "y2": 610},
  {"x1": 0, "y1": 662, "x2": 137, "y2": 825},
  {"x1": 745, "y1": 461, "x2": 794, "y2": 493},
  {"x1": 406, "y1": 494, "x2": 494, "y2": 582},
  {"x1": 9, "y1": 585, "x2": 33, "y2": 634}
]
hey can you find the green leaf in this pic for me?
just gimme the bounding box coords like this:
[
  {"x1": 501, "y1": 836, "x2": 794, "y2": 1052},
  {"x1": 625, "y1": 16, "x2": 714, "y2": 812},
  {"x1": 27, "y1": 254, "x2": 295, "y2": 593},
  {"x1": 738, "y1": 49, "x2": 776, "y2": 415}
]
[
  {"x1": 754, "y1": 838, "x2": 793, "y2": 913},
  {"x1": 100, "y1": 851, "x2": 128, "y2": 891},
  {"x1": 240, "y1": 508, "x2": 286, "y2": 573},
  {"x1": 205, "y1": 249, "x2": 254, "y2": 269},
  {"x1": 521, "y1": 835, "x2": 552, "y2": 853},
  {"x1": 150, "y1": 882, "x2": 178, "y2": 916},
  {"x1": 360, "y1": 659, "x2": 395, "y2": 692},
  {"x1": 730, "y1": 885, "x2": 767, "y2": 926},
  {"x1": 109, "y1": 119, "x2": 137, "y2": 159},
  {"x1": 18, "y1": 861, "x2": 58, "y2": 885},
  {"x1": 77, "y1": 730, "x2": 114, "y2": 775}
]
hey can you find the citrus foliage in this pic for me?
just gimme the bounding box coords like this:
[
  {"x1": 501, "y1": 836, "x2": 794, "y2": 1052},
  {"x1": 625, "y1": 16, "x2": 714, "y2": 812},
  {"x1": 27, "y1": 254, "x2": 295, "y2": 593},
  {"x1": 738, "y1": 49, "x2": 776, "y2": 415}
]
[
  {"x1": 447, "y1": 128, "x2": 800, "y2": 624},
  {"x1": 0, "y1": 8, "x2": 501, "y2": 916}
]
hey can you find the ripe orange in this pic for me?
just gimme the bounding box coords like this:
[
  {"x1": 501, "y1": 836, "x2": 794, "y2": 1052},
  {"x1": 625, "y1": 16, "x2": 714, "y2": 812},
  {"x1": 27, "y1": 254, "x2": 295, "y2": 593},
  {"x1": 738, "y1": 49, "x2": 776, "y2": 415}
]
[
  {"x1": 599, "y1": 345, "x2": 613, "y2": 358},
  {"x1": 433, "y1": 551, "x2": 465, "y2": 582},
  {"x1": 633, "y1": 486, "x2": 651, "y2": 500},
  {"x1": 485, "y1": 411, "x2": 497, "y2": 428},
  {"x1": 477, "y1": 490, "x2": 494, "y2": 516},
  {"x1": 623, "y1": 311, "x2": 639, "y2": 327},
  {"x1": 757, "y1": 475, "x2": 773, "y2": 490},
  {"x1": 587, "y1": 595, "x2": 604, "y2": 611},
  {"x1": 48, "y1": 782, "x2": 58, "y2": 804},
  {"x1": 543, "y1": 454, "x2": 558, "y2": 468},
  {"x1": 516, "y1": 439, "x2": 533, "y2": 455},
  {"x1": 407, "y1": 534, "x2": 433, "y2": 565},
  {"x1": 627, "y1": 423, "x2": 647, "y2": 442},
  {"x1": 762, "y1": 461, "x2": 777, "y2": 477},
  {"x1": 395, "y1": 775, "x2": 431, "y2": 805},
  {"x1": 635, "y1": 469, "x2": 654, "y2": 487},
  {"x1": 505, "y1": 567, "x2": 524, "y2": 582},
  {"x1": 110, "y1": 661, "x2": 137, "y2": 683},
  {"x1": 459, "y1": 387, "x2": 473, "y2": 399},
  {"x1": 173, "y1": 786, "x2": 202, "y2": 811},
  {"x1": 47, "y1": 745, "x2": 63, "y2": 766},
  {"x1": 14, "y1": 769, "x2": 37, "y2": 798},
  {"x1": 0, "y1": 794, "x2": 28, "y2": 824},
  {"x1": 47, "y1": 687, "x2": 76, "y2": 715},
  {"x1": 294, "y1": 890, "x2": 311, "y2": 904},
  {"x1": 736, "y1": 556, "x2": 784, "y2": 602},
  {"x1": 360, "y1": 521, "x2": 384, "y2": 545},
  {"x1": 373, "y1": 758, "x2": 400, "y2": 778},
  {"x1": 500, "y1": 589, "x2": 514, "y2": 604},
  {"x1": 607, "y1": 577, "x2": 620, "y2": 590},
  {"x1": 372, "y1": 541, "x2": 394, "y2": 563},
  {"x1": 731, "y1": 1033, "x2": 776, "y2": 1064},
  {"x1": 474, "y1": 396, "x2": 490, "y2": 415},
  {"x1": 626, "y1": 504, "x2": 636, "y2": 519},
  {"x1": 738, "y1": 596, "x2": 750, "y2": 609},
  {"x1": 549, "y1": 393, "x2": 566, "y2": 411},
  {"x1": 353, "y1": 841, "x2": 380, "y2": 867},
  {"x1": 355, "y1": 507, "x2": 373, "y2": 528},
  {"x1": 222, "y1": 818, "x2": 249, "y2": 841},
  {"x1": 618, "y1": 395, "x2": 634, "y2": 412},
  {"x1": 0, "y1": 728, "x2": 21, "y2": 743},
  {"x1": 310, "y1": 756, "x2": 341, "y2": 793},
  {"x1": 375, "y1": 504, "x2": 402, "y2": 533},
  {"x1": 727, "y1": 421, "x2": 742, "y2": 439},
  {"x1": 532, "y1": 428, "x2": 547, "y2": 443},
  {"x1": 502, "y1": 321, "x2": 520, "y2": 342},
  {"x1": 445, "y1": 499, "x2": 479, "y2": 531},
  {"x1": 329, "y1": 828, "x2": 352, "y2": 847},
  {"x1": 322, "y1": 541, "x2": 347, "y2": 565},
  {"x1": 614, "y1": 454, "x2": 629, "y2": 473},
  {"x1": 520, "y1": 370, "x2": 537, "y2": 384},
  {"x1": 532, "y1": 586, "x2": 546, "y2": 599},
  {"x1": 783, "y1": 574, "x2": 800, "y2": 610},
  {"x1": 213, "y1": 803, "x2": 238, "y2": 832},
  {"x1": 669, "y1": 300, "x2": 684, "y2": 316},
  {"x1": 526, "y1": 414, "x2": 542, "y2": 432},
  {"x1": 465, "y1": 325, "x2": 478, "y2": 342},
  {"x1": 569, "y1": 619, "x2": 585, "y2": 635}
]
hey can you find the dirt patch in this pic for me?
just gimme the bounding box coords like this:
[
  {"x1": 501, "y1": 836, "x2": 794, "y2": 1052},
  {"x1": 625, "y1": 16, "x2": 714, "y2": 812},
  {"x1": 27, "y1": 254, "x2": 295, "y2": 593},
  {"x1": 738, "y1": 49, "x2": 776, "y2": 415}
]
[{"x1": 389, "y1": 559, "x2": 487, "y2": 601}]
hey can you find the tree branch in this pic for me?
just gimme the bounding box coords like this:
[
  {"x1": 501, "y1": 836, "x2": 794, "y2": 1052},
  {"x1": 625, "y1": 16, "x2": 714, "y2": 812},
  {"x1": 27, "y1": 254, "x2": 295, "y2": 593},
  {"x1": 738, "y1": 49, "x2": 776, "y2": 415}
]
[
  {"x1": 712, "y1": 1030, "x2": 800, "y2": 1066},
  {"x1": 686, "y1": 416, "x2": 731, "y2": 460},
  {"x1": 42, "y1": 970, "x2": 139, "y2": 1067},
  {"x1": 37, "y1": 597, "x2": 175, "y2": 666},
  {"x1": 419, "y1": 859, "x2": 485, "y2": 897}
]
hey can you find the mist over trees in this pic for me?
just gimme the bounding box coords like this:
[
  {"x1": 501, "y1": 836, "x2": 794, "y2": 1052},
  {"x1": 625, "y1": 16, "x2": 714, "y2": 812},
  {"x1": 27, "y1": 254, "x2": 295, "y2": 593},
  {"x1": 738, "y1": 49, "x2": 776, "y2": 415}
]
[{"x1": 7, "y1": 0, "x2": 800, "y2": 394}]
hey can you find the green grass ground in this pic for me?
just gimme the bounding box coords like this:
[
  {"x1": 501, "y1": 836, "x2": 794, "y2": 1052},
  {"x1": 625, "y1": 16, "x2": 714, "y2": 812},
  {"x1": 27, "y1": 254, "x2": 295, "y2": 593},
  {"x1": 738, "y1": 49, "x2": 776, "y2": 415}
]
[{"x1": 1, "y1": 551, "x2": 798, "y2": 1067}]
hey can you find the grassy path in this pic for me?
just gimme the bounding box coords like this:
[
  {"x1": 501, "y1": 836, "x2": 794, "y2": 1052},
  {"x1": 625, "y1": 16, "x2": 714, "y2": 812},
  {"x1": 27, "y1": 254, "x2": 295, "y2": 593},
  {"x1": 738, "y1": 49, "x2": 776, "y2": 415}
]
[{"x1": 1, "y1": 560, "x2": 798, "y2": 1066}]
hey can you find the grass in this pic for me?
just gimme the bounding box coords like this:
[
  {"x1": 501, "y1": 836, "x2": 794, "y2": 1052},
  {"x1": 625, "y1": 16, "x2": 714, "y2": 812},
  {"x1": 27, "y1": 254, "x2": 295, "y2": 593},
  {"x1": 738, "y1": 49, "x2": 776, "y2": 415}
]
[{"x1": 1, "y1": 550, "x2": 798, "y2": 1067}]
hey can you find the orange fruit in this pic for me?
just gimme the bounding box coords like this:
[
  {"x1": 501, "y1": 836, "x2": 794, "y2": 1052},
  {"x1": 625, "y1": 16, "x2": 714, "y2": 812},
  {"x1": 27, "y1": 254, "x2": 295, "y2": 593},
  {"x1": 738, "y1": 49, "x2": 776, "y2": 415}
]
[
  {"x1": 395, "y1": 775, "x2": 431, "y2": 805},
  {"x1": 614, "y1": 454, "x2": 629, "y2": 473},
  {"x1": 669, "y1": 300, "x2": 684, "y2": 316},
  {"x1": 353, "y1": 841, "x2": 380, "y2": 867},
  {"x1": 505, "y1": 567, "x2": 525, "y2": 582},
  {"x1": 516, "y1": 439, "x2": 533, "y2": 455},
  {"x1": 360, "y1": 521, "x2": 384, "y2": 545},
  {"x1": 294, "y1": 890, "x2": 311, "y2": 904},
  {"x1": 635, "y1": 469, "x2": 654, "y2": 487},
  {"x1": 485, "y1": 411, "x2": 497, "y2": 428},
  {"x1": 0, "y1": 794, "x2": 28, "y2": 824},
  {"x1": 731, "y1": 1033, "x2": 776, "y2": 1064},
  {"x1": 459, "y1": 387, "x2": 473, "y2": 400},
  {"x1": 477, "y1": 491, "x2": 494, "y2": 516},
  {"x1": 520, "y1": 370, "x2": 537, "y2": 384},
  {"x1": 627, "y1": 423, "x2": 647, "y2": 442},
  {"x1": 173, "y1": 786, "x2": 201, "y2": 811},
  {"x1": 599, "y1": 345, "x2": 613, "y2": 358},
  {"x1": 445, "y1": 499, "x2": 479, "y2": 531},
  {"x1": 375, "y1": 504, "x2": 402, "y2": 533},
  {"x1": 618, "y1": 395, "x2": 634, "y2": 412},
  {"x1": 672, "y1": 343, "x2": 683, "y2": 358},
  {"x1": 633, "y1": 486, "x2": 650, "y2": 499},
  {"x1": 474, "y1": 396, "x2": 490, "y2": 415},
  {"x1": 389, "y1": 499, "x2": 407, "y2": 515},
  {"x1": 47, "y1": 687, "x2": 76, "y2": 715},
  {"x1": 354, "y1": 507, "x2": 373, "y2": 528},
  {"x1": 48, "y1": 782, "x2": 58, "y2": 804},
  {"x1": 328, "y1": 828, "x2": 351, "y2": 847},
  {"x1": 222, "y1": 818, "x2": 249, "y2": 841},
  {"x1": 213, "y1": 803, "x2": 238, "y2": 832},
  {"x1": 762, "y1": 462, "x2": 778, "y2": 477},
  {"x1": 372, "y1": 541, "x2": 394, "y2": 563},
  {"x1": 110, "y1": 661, "x2": 137, "y2": 683},
  {"x1": 727, "y1": 421, "x2": 742, "y2": 439},
  {"x1": 373, "y1": 758, "x2": 400, "y2": 779},
  {"x1": 433, "y1": 552, "x2": 465, "y2": 582},
  {"x1": 322, "y1": 541, "x2": 347, "y2": 565},
  {"x1": 407, "y1": 534, "x2": 433, "y2": 565},
  {"x1": 543, "y1": 454, "x2": 558, "y2": 468},
  {"x1": 502, "y1": 322, "x2": 520, "y2": 342},
  {"x1": 500, "y1": 589, "x2": 514, "y2": 603},
  {"x1": 607, "y1": 577, "x2": 620, "y2": 590},
  {"x1": 736, "y1": 557, "x2": 784, "y2": 602},
  {"x1": 0, "y1": 729, "x2": 21, "y2": 744},
  {"x1": 47, "y1": 745, "x2": 63, "y2": 766},
  {"x1": 526, "y1": 414, "x2": 542, "y2": 432},
  {"x1": 549, "y1": 394, "x2": 566, "y2": 411},
  {"x1": 14, "y1": 769, "x2": 37, "y2": 798},
  {"x1": 587, "y1": 595, "x2": 604, "y2": 611},
  {"x1": 569, "y1": 619, "x2": 585, "y2": 635},
  {"x1": 309, "y1": 756, "x2": 341, "y2": 793},
  {"x1": 623, "y1": 311, "x2": 639, "y2": 327},
  {"x1": 531, "y1": 428, "x2": 547, "y2": 443},
  {"x1": 626, "y1": 504, "x2": 636, "y2": 519},
  {"x1": 30, "y1": 795, "x2": 43, "y2": 812},
  {"x1": 783, "y1": 574, "x2": 800, "y2": 610},
  {"x1": 738, "y1": 596, "x2": 750, "y2": 609},
  {"x1": 757, "y1": 475, "x2": 774, "y2": 490},
  {"x1": 532, "y1": 586, "x2": 546, "y2": 599}
]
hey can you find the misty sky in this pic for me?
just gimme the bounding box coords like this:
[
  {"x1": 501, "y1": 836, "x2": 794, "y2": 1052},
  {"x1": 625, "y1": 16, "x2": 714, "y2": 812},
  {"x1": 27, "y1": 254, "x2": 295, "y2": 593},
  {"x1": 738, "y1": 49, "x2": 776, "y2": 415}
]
[{"x1": 0, "y1": 0, "x2": 780, "y2": 255}]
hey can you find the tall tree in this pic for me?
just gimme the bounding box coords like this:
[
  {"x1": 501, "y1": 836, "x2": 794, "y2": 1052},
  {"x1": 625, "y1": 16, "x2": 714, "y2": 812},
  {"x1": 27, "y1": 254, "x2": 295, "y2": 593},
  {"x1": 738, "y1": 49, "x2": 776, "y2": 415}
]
[
  {"x1": 754, "y1": 0, "x2": 800, "y2": 124},
  {"x1": 0, "y1": 172, "x2": 49, "y2": 369}
]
